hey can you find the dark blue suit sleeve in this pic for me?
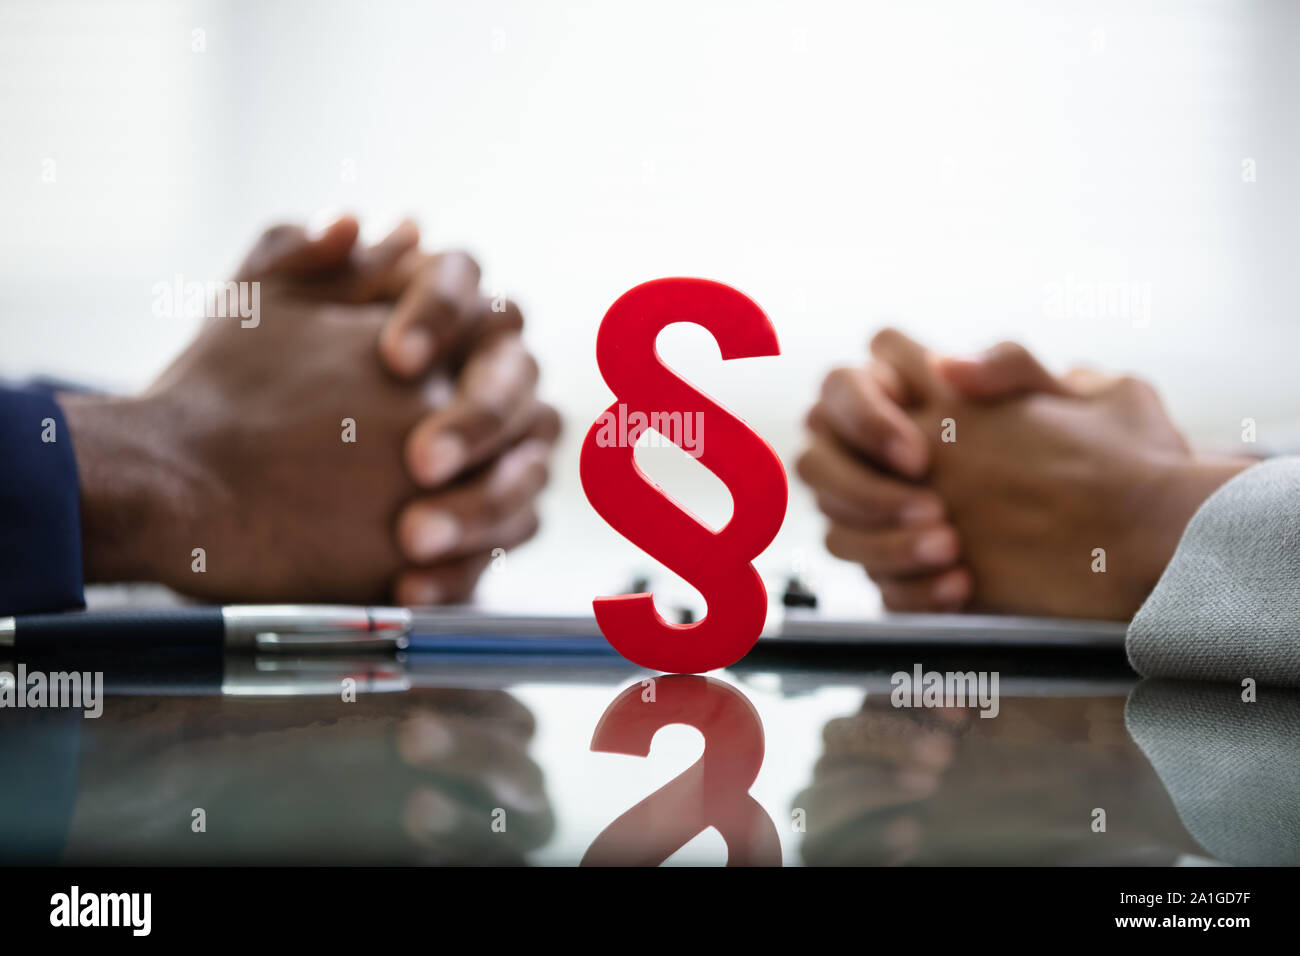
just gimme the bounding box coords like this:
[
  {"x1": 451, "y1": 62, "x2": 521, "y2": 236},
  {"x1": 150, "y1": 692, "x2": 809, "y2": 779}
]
[{"x1": 0, "y1": 386, "x2": 85, "y2": 614}]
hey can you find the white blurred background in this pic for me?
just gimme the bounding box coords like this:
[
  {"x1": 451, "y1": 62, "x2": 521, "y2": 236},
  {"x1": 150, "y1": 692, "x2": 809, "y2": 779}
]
[{"x1": 2, "y1": 0, "x2": 1297, "y2": 619}]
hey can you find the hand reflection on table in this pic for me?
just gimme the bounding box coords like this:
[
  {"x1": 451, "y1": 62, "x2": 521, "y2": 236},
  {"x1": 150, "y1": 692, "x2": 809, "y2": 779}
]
[
  {"x1": 582, "y1": 675, "x2": 780, "y2": 866},
  {"x1": 794, "y1": 692, "x2": 1208, "y2": 865},
  {"x1": 62, "y1": 688, "x2": 555, "y2": 864},
  {"x1": 1125, "y1": 679, "x2": 1300, "y2": 866}
]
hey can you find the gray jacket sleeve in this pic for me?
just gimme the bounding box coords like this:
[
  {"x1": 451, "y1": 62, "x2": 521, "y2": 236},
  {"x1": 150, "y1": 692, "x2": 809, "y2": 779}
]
[{"x1": 1127, "y1": 457, "x2": 1300, "y2": 686}]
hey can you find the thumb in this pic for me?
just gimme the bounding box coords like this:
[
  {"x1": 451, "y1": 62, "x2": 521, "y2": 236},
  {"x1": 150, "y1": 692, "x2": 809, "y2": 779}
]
[
  {"x1": 933, "y1": 341, "x2": 1066, "y2": 400},
  {"x1": 234, "y1": 214, "x2": 360, "y2": 281}
]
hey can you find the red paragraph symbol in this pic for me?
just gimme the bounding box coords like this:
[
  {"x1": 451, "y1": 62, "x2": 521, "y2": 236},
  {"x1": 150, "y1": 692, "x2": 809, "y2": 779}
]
[{"x1": 580, "y1": 278, "x2": 788, "y2": 674}]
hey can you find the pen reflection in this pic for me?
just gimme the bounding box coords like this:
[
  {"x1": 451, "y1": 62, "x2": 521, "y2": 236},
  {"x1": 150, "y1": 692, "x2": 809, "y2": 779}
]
[{"x1": 582, "y1": 674, "x2": 780, "y2": 866}]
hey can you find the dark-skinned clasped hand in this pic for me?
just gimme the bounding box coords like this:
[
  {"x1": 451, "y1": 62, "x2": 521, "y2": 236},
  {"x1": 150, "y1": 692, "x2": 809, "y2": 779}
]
[{"x1": 60, "y1": 216, "x2": 559, "y2": 604}]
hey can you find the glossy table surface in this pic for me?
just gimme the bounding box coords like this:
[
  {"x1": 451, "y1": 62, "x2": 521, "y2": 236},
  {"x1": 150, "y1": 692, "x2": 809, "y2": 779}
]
[{"x1": 2, "y1": 641, "x2": 1296, "y2": 866}]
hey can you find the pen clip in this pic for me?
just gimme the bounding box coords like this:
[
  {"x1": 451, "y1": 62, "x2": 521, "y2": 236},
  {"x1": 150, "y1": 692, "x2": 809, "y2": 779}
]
[
  {"x1": 223, "y1": 606, "x2": 412, "y2": 653},
  {"x1": 253, "y1": 630, "x2": 410, "y2": 652}
]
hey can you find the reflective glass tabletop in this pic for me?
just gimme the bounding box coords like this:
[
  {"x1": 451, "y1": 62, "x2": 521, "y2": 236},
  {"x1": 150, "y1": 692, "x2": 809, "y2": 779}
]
[{"x1": 4, "y1": 644, "x2": 1293, "y2": 867}]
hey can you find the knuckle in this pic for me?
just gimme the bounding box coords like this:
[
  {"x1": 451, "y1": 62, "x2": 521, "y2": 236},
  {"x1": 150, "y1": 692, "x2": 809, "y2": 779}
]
[
  {"x1": 878, "y1": 585, "x2": 906, "y2": 610},
  {"x1": 991, "y1": 340, "x2": 1032, "y2": 367},
  {"x1": 794, "y1": 450, "x2": 816, "y2": 483},
  {"x1": 476, "y1": 402, "x2": 509, "y2": 434},
  {"x1": 443, "y1": 556, "x2": 492, "y2": 603},
  {"x1": 824, "y1": 527, "x2": 852, "y2": 560},
  {"x1": 879, "y1": 530, "x2": 907, "y2": 562},
  {"x1": 851, "y1": 412, "x2": 885, "y2": 448},
  {"x1": 870, "y1": 327, "x2": 903, "y2": 352},
  {"x1": 814, "y1": 491, "x2": 846, "y2": 518},
  {"x1": 395, "y1": 519, "x2": 418, "y2": 560},
  {"x1": 496, "y1": 508, "x2": 540, "y2": 549},
  {"x1": 459, "y1": 400, "x2": 508, "y2": 440},
  {"x1": 442, "y1": 249, "x2": 481, "y2": 276},
  {"x1": 424, "y1": 288, "x2": 461, "y2": 320},
  {"x1": 480, "y1": 494, "x2": 510, "y2": 526},
  {"x1": 822, "y1": 367, "x2": 853, "y2": 395},
  {"x1": 439, "y1": 576, "x2": 476, "y2": 604},
  {"x1": 403, "y1": 428, "x2": 428, "y2": 482},
  {"x1": 499, "y1": 299, "x2": 525, "y2": 329},
  {"x1": 522, "y1": 350, "x2": 540, "y2": 383},
  {"x1": 526, "y1": 458, "x2": 551, "y2": 492},
  {"x1": 1113, "y1": 374, "x2": 1155, "y2": 400},
  {"x1": 537, "y1": 403, "x2": 562, "y2": 439},
  {"x1": 395, "y1": 573, "x2": 433, "y2": 607},
  {"x1": 259, "y1": 223, "x2": 298, "y2": 244}
]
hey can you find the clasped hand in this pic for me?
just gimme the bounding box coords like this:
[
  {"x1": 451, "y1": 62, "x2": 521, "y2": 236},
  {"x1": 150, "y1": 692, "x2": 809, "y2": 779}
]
[
  {"x1": 799, "y1": 329, "x2": 1249, "y2": 619},
  {"x1": 62, "y1": 216, "x2": 558, "y2": 604}
]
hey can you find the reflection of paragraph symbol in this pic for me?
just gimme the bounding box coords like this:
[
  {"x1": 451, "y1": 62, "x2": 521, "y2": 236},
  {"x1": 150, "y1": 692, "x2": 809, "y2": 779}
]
[
  {"x1": 580, "y1": 278, "x2": 788, "y2": 673},
  {"x1": 581, "y1": 676, "x2": 780, "y2": 866}
]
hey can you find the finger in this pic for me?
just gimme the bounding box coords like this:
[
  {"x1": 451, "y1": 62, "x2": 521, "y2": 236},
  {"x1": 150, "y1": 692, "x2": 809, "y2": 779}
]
[
  {"x1": 234, "y1": 216, "x2": 360, "y2": 281},
  {"x1": 404, "y1": 336, "x2": 542, "y2": 487},
  {"x1": 812, "y1": 488, "x2": 896, "y2": 529},
  {"x1": 523, "y1": 400, "x2": 563, "y2": 444},
  {"x1": 307, "y1": 219, "x2": 422, "y2": 303},
  {"x1": 814, "y1": 367, "x2": 930, "y2": 477},
  {"x1": 397, "y1": 438, "x2": 552, "y2": 563},
  {"x1": 1061, "y1": 366, "x2": 1119, "y2": 396},
  {"x1": 442, "y1": 297, "x2": 527, "y2": 373},
  {"x1": 393, "y1": 553, "x2": 493, "y2": 606},
  {"x1": 825, "y1": 522, "x2": 961, "y2": 576},
  {"x1": 868, "y1": 328, "x2": 944, "y2": 403},
  {"x1": 934, "y1": 341, "x2": 1066, "y2": 400},
  {"x1": 393, "y1": 502, "x2": 541, "y2": 605},
  {"x1": 813, "y1": 487, "x2": 943, "y2": 530},
  {"x1": 875, "y1": 567, "x2": 973, "y2": 611},
  {"x1": 379, "y1": 251, "x2": 484, "y2": 379},
  {"x1": 397, "y1": 504, "x2": 540, "y2": 587},
  {"x1": 372, "y1": 246, "x2": 431, "y2": 299},
  {"x1": 868, "y1": 357, "x2": 911, "y2": 406},
  {"x1": 796, "y1": 432, "x2": 945, "y2": 527},
  {"x1": 422, "y1": 296, "x2": 528, "y2": 381}
]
